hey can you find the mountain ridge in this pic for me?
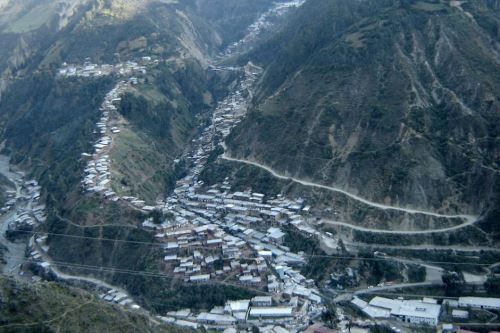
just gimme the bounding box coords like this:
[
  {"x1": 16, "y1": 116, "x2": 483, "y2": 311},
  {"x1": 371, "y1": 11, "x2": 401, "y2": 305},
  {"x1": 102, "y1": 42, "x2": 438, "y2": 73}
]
[{"x1": 227, "y1": 0, "x2": 500, "y2": 216}]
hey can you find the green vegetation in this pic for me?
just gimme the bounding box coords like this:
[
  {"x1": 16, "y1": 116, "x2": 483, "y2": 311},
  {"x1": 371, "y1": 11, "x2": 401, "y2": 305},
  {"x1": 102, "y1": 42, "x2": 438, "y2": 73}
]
[
  {"x1": 442, "y1": 270, "x2": 466, "y2": 296},
  {"x1": 185, "y1": 0, "x2": 277, "y2": 48},
  {"x1": 282, "y1": 226, "x2": 351, "y2": 282},
  {"x1": 4, "y1": 3, "x2": 56, "y2": 33},
  {"x1": 283, "y1": 226, "x2": 320, "y2": 254},
  {"x1": 45, "y1": 214, "x2": 257, "y2": 313},
  {"x1": 411, "y1": 1, "x2": 446, "y2": 12},
  {"x1": 485, "y1": 276, "x2": 500, "y2": 296},
  {"x1": 357, "y1": 250, "x2": 403, "y2": 285},
  {"x1": 0, "y1": 173, "x2": 14, "y2": 208},
  {"x1": 0, "y1": 276, "x2": 194, "y2": 333},
  {"x1": 351, "y1": 226, "x2": 491, "y2": 247},
  {"x1": 110, "y1": 126, "x2": 171, "y2": 204},
  {"x1": 407, "y1": 265, "x2": 426, "y2": 283},
  {"x1": 228, "y1": 0, "x2": 500, "y2": 220},
  {"x1": 372, "y1": 248, "x2": 500, "y2": 274},
  {"x1": 0, "y1": 74, "x2": 115, "y2": 212},
  {"x1": 200, "y1": 159, "x2": 290, "y2": 197},
  {"x1": 112, "y1": 60, "x2": 230, "y2": 200},
  {"x1": 0, "y1": 0, "x2": 286, "y2": 321}
]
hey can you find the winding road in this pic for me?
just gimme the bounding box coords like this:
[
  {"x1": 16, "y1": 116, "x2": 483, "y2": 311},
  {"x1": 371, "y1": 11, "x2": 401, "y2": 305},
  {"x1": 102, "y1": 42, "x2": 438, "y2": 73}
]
[
  {"x1": 221, "y1": 152, "x2": 477, "y2": 224},
  {"x1": 321, "y1": 218, "x2": 478, "y2": 235},
  {"x1": 353, "y1": 281, "x2": 444, "y2": 295},
  {"x1": 343, "y1": 242, "x2": 500, "y2": 252}
]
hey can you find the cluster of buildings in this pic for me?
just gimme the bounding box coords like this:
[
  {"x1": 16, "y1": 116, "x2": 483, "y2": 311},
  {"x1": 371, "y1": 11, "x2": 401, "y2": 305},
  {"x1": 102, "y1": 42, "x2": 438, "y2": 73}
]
[
  {"x1": 352, "y1": 295, "x2": 500, "y2": 328},
  {"x1": 98, "y1": 288, "x2": 141, "y2": 310},
  {"x1": 151, "y1": 185, "x2": 325, "y2": 301},
  {"x1": 352, "y1": 296, "x2": 442, "y2": 326},
  {"x1": 81, "y1": 80, "x2": 126, "y2": 197},
  {"x1": 6, "y1": 180, "x2": 46, "y2": 236},
  {"x1": 0, "y1": 190, "x2": 16, "y2": 214},
  {"x1": 27, "y1": 232, "x2": 149, "y2": 314},
  {"x1": 329, "y1": 267, "x2": 359, "y2": 290},
  {"x1": 75, "y1": 61, "x2": 163, "y2": 212},
  {"x1": 160, "y1": 295, "x2": 316, "y2": 330},
  {"x1": 223, "y1": 0, "x2": 307, "y2": 56},
  {"x1": 27, "y1": 234, "x2": 51, "y2": 273},
  {"x1": 58, "y1": 57, "x2": 156, "y2": 78},
  {"x1": 134, "y1": 62, "x2": 328, "y2": 328}
]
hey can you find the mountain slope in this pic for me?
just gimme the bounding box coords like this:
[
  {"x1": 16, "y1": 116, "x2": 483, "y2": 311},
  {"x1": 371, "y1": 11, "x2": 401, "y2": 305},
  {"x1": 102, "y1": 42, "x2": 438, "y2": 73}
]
[
  {"x1": 0, "y1": 276, "x2": 193, "y2": 333},
  {"x1": 227, "y1": 0, "x2": 500, "y2": 217},
  {"x1": 0, "y1": 0, "x2": 273, "y2": 316}
]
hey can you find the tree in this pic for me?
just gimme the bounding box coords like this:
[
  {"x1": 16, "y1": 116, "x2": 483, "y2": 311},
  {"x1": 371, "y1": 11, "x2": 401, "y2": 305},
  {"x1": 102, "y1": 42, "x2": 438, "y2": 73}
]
[
  {"x1": 442, "y1": 270, "x2": 465, "y2": 296},
  {"x1": 338, "y1": 238, "x2": 346, "y2": 253},
  {"x1": 320, "y1": 303, "x2": 338, "y2": 328},
  {"x1": 149, "y1": 209, "x2": 163, "y2": 225},
  {"x1": 485, "y1": 276, "x2": 500, "y2": 295}
]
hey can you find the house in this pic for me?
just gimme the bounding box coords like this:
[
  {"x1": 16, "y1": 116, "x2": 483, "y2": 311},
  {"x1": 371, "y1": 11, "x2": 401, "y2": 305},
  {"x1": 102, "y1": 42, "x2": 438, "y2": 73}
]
[
  {"x1": 268, "y1": 281, "x2": 280, "y2": 292},
  {"x1": 206, "y1": 238, "x2": 223, "y2": 246},
  {"x1": 239, "y1": 275, "x2": 261, "y2": 285},
  {"x1": 352, "y1": 296, "x2": 403, "y2": 319},
  {"x1": 458, "y1": 297, "x2": 500, "y2": 310},
  {"x1": 225, "y1": 300, "x2": 250, "y2": 315},
  {"x1": 189, "y1": 274, "x2": 210, "y2": 283},
  {"x1": 164, "y1": 255, "x2": 178, "y2": 262},
  {"x1": 248, "y1": 307, "x2": 293, "y2": 318},
  {"x1": 303, "y1": 324, "x2": 340, "y2": 333},
  {"x1": 267, "y1": 227, "x2": 285, "y2": 244},
  {"x1": 196, "y1": 313, "x2": 236, "y2": 326},
  {"x1": 252, "y1": 296, "x2": 273, "y2": 307},
  {"x1": 452, "y1": 309, "x2": 469, "y2": 319},
  {"x1": 367, "y1": 296, "x2": 441, "y2": 326}
]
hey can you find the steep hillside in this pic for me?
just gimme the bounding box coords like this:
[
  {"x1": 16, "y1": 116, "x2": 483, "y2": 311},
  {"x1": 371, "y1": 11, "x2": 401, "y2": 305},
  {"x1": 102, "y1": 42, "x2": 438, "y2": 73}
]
[
  {"x1": 111, "y1": 59, "x2": 234, "y2": 203},
  {"x1": 0, "y1": 0, "x2": 91, "y2": 97},
  {"x1": 0, "y1": 0, "x2": 264, "y2": 215},
  {"x1": 0, "y1": 0, "x2": 270, "y2": 316},
  {"x1": 0, "y1": 0, "x2": 275, "y2": 96},
  {"x1": 227, "y1": 0, "x2": 500, "y2": 217},
  {"x1": 0, "y1": 276, "x2": 194, "y2": 333},
  {"x1": 186, "y1": 0, "x2": 275, "y2": 49}
]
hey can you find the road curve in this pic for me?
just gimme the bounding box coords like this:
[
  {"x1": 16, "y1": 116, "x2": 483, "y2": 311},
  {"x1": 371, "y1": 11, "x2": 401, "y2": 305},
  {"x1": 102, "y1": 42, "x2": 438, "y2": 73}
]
[
  {"x1": 344, "y1": 242, "x2": 500, "y2": 252},
  {"x1": 322, "y1": 218, "x2": 478, "y2": 235},
  {"x1": 221, "y1": 153, "x2": 477, "y2": 223},
  {"x1": 353, "y1": 281, "x2": 444, "y2": 295}
]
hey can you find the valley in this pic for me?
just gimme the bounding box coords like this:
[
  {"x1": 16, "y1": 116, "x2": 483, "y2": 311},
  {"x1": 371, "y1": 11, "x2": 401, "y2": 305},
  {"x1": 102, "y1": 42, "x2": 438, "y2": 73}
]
[{"x1": 0, "y1": 0, "x2": 498, "y2": 333}]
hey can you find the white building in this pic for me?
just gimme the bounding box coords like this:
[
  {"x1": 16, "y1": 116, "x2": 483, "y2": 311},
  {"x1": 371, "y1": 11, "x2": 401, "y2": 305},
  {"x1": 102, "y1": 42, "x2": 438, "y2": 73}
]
[
  {"x1": 452, "y1": 309, "x2": 469, "y2": 319},
  {"x1": 252, "y1": 296, "x2": 273, "y2": 307},
  {"x1": 367, "y1": 296, "x2": 441, "y2": 326},
  {"x1": 458, "y1": 297, "x2": 500, "y2": 310},
  {"x1": 225, "y1": 300, "x2": 250, "y2": 315},
  {"x1": 189, "y1": 274, "x2": 210, "y2": 283},
  {"x1": 267, "y1": 227, "x2": 285, "y2": 244},
  {"x1": 196, "y1": 313, "x2": 236, "y2": 326},
  {"x1": 248, "y1": 307, "x2": 293, "y2": 318}
]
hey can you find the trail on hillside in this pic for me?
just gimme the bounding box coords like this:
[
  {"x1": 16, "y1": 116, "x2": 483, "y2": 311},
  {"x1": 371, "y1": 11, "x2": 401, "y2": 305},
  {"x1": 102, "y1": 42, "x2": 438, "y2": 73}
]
[{"x1": 221, "y1": 152, "x2": 477, "y2": 224}]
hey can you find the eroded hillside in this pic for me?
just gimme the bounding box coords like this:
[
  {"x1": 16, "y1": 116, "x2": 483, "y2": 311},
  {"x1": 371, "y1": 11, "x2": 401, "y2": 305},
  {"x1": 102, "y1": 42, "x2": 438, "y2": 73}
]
[{"x1": 227, "y1": 0, "x2": 500, "y2": 216}]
